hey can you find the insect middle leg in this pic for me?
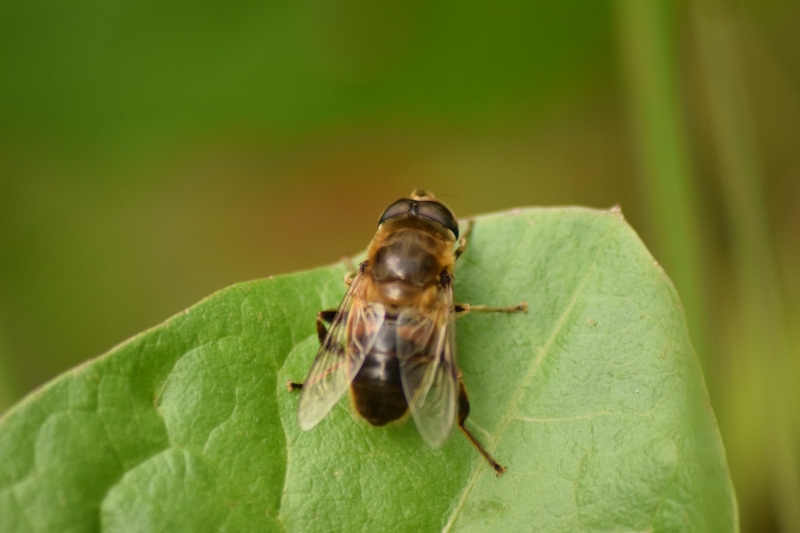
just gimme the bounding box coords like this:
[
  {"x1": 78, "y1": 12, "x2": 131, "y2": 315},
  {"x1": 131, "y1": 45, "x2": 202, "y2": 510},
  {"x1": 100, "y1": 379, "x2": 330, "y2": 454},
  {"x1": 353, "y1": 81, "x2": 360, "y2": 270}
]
[
  {"x1": 315, "y1": 309, "x2": 338, "y2": 342},
  {"x1": 455, "y1": 302, "x2": 528, "y2": 315},
  {"x1": 457, "y1": 381, "x2": 507, "y2": 476},
  {"x1": 286, "y1": 308, "x2": 338, "y2": 392}
]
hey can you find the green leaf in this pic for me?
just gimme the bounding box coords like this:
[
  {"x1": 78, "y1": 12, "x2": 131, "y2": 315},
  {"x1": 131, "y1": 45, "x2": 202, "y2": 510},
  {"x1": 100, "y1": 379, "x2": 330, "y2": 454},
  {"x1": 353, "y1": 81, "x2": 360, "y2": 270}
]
[{"x1": 0, "y1": 208, "x2": 737, "y2": 532}]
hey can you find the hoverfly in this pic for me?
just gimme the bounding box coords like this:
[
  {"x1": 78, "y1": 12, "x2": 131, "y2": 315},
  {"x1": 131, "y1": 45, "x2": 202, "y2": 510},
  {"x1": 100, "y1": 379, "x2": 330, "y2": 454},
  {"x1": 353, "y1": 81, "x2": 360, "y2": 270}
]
[{"x1": 288, "y1": 190, "x2": 526, "y2": 475}]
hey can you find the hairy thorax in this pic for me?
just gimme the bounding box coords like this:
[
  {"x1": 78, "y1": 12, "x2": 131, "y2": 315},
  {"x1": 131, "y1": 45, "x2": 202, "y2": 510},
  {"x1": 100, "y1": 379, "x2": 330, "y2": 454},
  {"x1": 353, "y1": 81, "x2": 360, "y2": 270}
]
[{"x1": 368, "y1": 227, "x2": 451, "y2": 306}]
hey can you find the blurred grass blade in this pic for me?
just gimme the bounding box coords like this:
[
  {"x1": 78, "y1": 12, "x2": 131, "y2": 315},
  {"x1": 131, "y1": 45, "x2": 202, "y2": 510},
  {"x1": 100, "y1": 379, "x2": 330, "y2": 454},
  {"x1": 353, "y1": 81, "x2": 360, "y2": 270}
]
[
  {"x1": 614, "y1": 0, "x2": 710, "y2": 368},
  {"x1": 0, "y1": 327, "x2": 17, "y2": 414},
  {"x1": 692, "y1": 1, "x2": 800, "y2": 531}
]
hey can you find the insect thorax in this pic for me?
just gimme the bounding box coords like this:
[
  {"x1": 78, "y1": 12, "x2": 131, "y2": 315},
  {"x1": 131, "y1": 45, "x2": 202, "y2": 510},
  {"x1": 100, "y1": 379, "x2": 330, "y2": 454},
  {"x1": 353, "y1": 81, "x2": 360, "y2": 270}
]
[{"x1": 372, "y1": 230, "x2": 439, "y2": 282}]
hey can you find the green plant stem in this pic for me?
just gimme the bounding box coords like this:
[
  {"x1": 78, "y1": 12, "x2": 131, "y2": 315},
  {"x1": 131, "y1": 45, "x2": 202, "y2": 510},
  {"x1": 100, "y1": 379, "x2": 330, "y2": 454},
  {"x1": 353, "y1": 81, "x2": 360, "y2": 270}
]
[
  {"x1": 614, "y1": 0, "x2": 710, "y2": 370},
  {"x1": 692, "y1": 1, "x2": 800, "y2": 531}
]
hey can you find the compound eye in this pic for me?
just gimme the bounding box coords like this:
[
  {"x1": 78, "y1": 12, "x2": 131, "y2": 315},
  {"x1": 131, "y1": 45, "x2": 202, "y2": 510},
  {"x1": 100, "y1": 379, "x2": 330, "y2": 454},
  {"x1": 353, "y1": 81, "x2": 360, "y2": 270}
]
[
  {"x1": 418, "y1": 201, "x2": 459, "y2": 239},
  {"x1": 378, "y1": 199, "x2": 414, "y2": 226}
]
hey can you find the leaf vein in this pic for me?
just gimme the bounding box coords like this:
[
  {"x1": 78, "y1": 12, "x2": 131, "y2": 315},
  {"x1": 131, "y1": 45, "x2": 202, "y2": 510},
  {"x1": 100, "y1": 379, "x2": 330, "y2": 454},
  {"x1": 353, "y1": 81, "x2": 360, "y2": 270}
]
[{"x1": 442, "y1": 228, "x2": 612, "y2": 532}]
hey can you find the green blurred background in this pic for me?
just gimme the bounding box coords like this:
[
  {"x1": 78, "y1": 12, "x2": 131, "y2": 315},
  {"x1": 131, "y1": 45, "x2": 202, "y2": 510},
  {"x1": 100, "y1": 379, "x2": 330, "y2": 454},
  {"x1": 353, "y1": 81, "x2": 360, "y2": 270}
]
[{"x1": 1, "y1": 0, "x2": 798, "y2": 530}]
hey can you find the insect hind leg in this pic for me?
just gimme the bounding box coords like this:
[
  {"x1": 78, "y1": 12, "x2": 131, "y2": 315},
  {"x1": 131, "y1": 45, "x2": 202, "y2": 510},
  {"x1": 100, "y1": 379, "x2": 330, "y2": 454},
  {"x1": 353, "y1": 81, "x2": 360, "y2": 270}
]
[{"x1": 457, "y1": 381, "x2": 507, "y2": 476}]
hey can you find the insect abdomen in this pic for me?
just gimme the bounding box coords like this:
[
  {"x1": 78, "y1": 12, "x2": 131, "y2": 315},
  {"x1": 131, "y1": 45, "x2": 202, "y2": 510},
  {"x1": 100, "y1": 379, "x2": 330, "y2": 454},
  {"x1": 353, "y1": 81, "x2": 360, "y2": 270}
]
[{"x1": 351, "y1": 318, "x2": 408, "y2": 426}]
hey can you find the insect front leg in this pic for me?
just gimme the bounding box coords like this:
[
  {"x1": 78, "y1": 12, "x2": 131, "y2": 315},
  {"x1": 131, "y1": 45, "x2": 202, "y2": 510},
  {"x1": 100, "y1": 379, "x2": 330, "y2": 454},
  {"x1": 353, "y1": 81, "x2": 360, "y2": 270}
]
[
  {"x1": 454, "y1": 219, "x2": 475, "y2": 260},
  {"x1": 286, "y1": 308, "x2": 339, "y2": 392},
  {"x1": 341, "y1": 256, "x2": 359, "y2": 286},
  {"x1": 457, "y1": 381, "x2": 507, "y2": 476}
]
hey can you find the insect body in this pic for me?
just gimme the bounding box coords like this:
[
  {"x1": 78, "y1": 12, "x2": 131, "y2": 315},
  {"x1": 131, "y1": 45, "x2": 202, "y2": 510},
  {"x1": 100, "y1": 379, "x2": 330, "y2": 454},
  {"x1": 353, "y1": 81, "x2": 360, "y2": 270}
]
[{"x1": 289, "y1": 190, "x2": 526, "y2": 475}]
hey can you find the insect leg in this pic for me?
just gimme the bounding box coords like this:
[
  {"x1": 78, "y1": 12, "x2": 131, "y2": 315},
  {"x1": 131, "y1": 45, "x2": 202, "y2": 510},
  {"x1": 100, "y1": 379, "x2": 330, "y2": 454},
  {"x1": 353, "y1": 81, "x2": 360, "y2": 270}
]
[
  {"x1": 341, "y1": 256, "x2": 358, "y2": 285},
  {"x1": 457, "y1": 381, "x2": 507, "y2": 476},
  {"x1": 454, "y1": 219, "x2": 475, "y2": 260},
  {"x1": 286, "y1": 381, "x2": 303, "y2": 392},
  {"x1": 286, "y1": 308, "x2": 340, "y2": 393},
  {"x1": 454, "y1": 302, "x2": 528, "y2": 316},
  {"x1": 316, "y1": 309, "x2": 338, "y2": 343}
]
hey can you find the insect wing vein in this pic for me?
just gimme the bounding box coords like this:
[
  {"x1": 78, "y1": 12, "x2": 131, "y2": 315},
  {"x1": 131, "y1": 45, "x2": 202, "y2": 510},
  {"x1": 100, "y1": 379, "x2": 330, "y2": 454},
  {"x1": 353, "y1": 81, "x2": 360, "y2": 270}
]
[
  {"x1": 297, "y1": 273, "x2": 384, "y2": 431},
  {"x1": 397, "y1": 286, "x2": 458, "y2": 448}
]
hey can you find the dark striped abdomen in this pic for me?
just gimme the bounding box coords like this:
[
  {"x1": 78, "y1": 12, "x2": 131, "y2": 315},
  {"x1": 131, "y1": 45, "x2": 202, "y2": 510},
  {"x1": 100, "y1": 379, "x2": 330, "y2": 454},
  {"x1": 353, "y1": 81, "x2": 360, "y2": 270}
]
[{"x1": 351, "y1": 318, "x2": 408, "y2": 426}]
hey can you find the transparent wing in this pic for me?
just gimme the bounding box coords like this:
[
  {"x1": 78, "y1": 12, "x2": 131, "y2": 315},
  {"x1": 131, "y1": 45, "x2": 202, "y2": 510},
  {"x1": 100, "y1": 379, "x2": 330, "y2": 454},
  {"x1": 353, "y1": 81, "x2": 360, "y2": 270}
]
[
  {"x1": 397, "y1": 285, "x2": 458, "y2": 448},
  {"x1": 297, "y1": 273, "x2": 385, "y2": 431}
]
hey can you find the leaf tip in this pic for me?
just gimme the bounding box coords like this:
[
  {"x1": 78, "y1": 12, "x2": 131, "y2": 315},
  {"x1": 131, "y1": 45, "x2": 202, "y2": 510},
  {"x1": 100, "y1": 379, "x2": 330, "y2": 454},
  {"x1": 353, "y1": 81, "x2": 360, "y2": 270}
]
[{"x1": 609, "y1": 204, "x2": 624, "y2": 219}]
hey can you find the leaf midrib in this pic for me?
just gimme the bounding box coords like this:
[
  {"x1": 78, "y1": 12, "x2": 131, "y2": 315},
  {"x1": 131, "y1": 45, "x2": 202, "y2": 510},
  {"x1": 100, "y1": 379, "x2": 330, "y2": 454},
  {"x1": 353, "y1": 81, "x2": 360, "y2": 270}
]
[{"x1": 442, "y1": 226, "x2": 611, "y2": 532}]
